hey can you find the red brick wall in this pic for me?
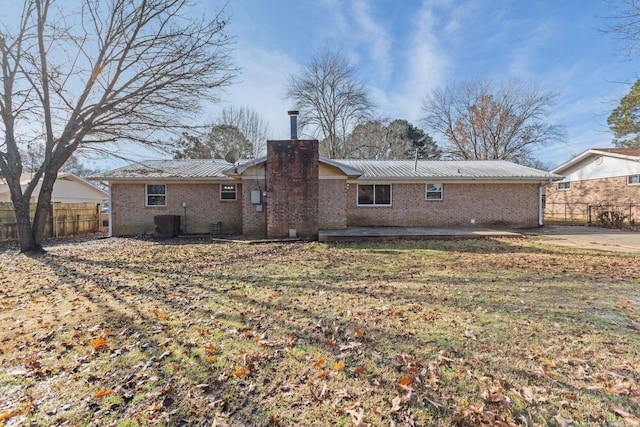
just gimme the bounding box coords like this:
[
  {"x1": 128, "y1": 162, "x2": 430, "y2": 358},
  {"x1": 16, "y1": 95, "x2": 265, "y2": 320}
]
[
  {"x1": 546, "y1": 176, "x2": 639, "y2": 206},
  {"x1": 241, "y1": 175, "x2": 268, "y2": 237},
  {"x1": 266, "y1": 140, "x2": 319, "y2": 238},
  {"x1": 319, "y1": 179, "x2": 347, "y2": 229},
  {"x1": 111, "y1": 182, "x2": 242, "y2": 236},
  {"x1": 545, "y1": 176, "x2": 640, "y2": 221},
  {"x1": 346, "y1": 182, "x2": 540, "y2": 228}
]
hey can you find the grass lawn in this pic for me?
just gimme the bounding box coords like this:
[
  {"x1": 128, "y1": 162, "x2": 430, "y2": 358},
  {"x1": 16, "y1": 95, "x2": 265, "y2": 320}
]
[{"x1": 0, "y1": 236, "x2": 639, "y2": 426}]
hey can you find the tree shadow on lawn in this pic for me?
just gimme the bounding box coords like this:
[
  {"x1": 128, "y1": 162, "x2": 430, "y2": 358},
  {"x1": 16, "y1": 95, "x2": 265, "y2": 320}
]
[{"x1": 20, "y1": 241, "x2": 640, "y2": 425}]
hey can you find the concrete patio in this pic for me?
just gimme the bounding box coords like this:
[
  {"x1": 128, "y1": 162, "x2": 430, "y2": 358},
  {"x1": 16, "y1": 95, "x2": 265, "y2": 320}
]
[{"x1": 318, "y1": 226, "x2": 521, "y2": 242}]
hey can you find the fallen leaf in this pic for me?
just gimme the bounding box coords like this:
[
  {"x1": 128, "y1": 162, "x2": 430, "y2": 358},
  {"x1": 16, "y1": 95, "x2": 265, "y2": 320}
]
[
  {"x1": 390, "y1": 395, "x2": 402, "y2": 413},
  {"x1": 554, "y1": 414, "x2": 574, "y2": 427},
  {"x1": 542, "y1": 358, "x2": 556, "y2": 368},
  {"x1": 317, "y1": 370, "x2": 330, "y2": 378},
  {"x1": 233, "y1": 367, "x2": 249, "y2": 377},
  {"x1": 94, "y1": 388, "x2": 113, "y2": 398},
  {"x1": 91, "y1": 338, "x2": 109, "y2": 351},
  {"x1": 334, "y1": 360, "x2": 345, "y2": 371},
  {"x1": 313, "y1": 358, "x2": 326, "y2": 368},
  {"x1": 152, "y1": 310, "x2": 169, "y2": 319},
  {"x1": 0, "y1": 410, "x2": 22, "y2": 421},
  {"x1": 398, "y1": 375, "x2": 413, "y2": 390}
]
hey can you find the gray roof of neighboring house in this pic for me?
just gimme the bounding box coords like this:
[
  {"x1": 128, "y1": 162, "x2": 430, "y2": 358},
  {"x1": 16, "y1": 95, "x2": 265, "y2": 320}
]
[
  {"x1": 90, "y1": 158, "x2": 561, "y2": 182},
  {"x1": 90, "y1": 159, "x2": 236, "y2": 180},
  {"x1": 337, "y1": 159, "x2": 561, "y2": 181}
]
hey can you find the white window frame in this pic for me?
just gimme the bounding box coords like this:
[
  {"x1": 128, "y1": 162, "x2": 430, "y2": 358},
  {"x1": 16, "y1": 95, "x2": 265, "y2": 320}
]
[
  {"x1": 146, "y1": 184, "x2": 166, "y2": 206},
  {"x1": 557, "y1": 181, "x2": 571, "y2": 190},
  {"x1": 220, "y1": 183, "x2": 237, "y2": 200},
  {"x1": 425, "y1": 183, "x2": 443, "y2": 200},
  {"x1": 628, "y1": 175, "x2": 640, "y2": 185},
  {"x1": 357, "y1": 184, "x2": 392, "y2": 206}
]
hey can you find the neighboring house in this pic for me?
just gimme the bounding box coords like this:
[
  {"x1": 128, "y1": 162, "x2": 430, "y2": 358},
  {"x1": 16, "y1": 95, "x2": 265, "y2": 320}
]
[
  {"x1": 0, "y1": 172, "x2": 108, "y2": 204},
  {"x1": 545, "y1": 148, "x2": 640, "y2": 220},
  {"x1": 92, "y1": 137, "x2": 561, "y2": 238}
]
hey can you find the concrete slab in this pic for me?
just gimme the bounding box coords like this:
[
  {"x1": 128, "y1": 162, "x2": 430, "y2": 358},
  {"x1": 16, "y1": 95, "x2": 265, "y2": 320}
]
[
  {"x1": 318, "y1": 226, "x2": 520, "y2": 242},
  {"x1": 522, "y1": 225, "x2": 640, "y2": 253},
  {"x1": 318, "y1": 225, "x2": 640, "y2": 254}
]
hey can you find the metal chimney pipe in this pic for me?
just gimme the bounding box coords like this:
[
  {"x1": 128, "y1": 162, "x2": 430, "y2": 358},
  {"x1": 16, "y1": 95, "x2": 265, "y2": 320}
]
[{"x1": 288, "y1": 110, "x2": 299, "y2": 139}]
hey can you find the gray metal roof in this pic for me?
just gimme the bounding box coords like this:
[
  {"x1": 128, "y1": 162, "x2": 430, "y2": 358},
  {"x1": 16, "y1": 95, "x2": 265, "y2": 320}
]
[
  {"x1": 227, "y1": 156, "x2": 364, "y2": 178},
  {"x1": 91, "y1": 158, "x2": 561, "y2": 182},
  {"x1": 90, "y1": 159, "x2": 235, "y2": 180},
  {"x1": 337, "y1": 159, "x2": 561, "y2": 181}
]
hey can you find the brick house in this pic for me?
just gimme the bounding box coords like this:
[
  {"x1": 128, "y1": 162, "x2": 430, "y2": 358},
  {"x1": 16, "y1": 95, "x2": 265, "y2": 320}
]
[
  {"x1": 93, "y1": 137, "x2": 561, "y2": 238},
  {"x1": 545, "y1": 148, "x2": 640, "y2": 222}
]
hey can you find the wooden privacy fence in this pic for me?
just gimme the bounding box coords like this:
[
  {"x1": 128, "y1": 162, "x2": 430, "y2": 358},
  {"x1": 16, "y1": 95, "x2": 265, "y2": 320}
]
[{"x1": 0, "y1": 202, "x2": 102, "y2": 241}]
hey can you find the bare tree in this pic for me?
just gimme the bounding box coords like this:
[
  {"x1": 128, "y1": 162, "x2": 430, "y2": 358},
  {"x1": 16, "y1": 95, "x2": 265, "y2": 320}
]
[
  {"x1": 218, "y1": 106, "x2": 270, "y2": 158},
  {"x1": 602, "y1": 0, "x2": 640, "y2": 59},
  {"x1": 285, "y1": 46, "x2": 376, "y2": 159},
  {"x1": 422, "y1": 78, "x2": 563, "y2": 163},
  {"x1": 0, "y1": 0, "x2": 236, "y2": 252}
]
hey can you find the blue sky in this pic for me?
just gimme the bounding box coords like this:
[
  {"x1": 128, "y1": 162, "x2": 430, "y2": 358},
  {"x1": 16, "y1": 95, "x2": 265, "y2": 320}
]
[{"x1": 207, "y1": 0, "x2": 638, "y2": 168}]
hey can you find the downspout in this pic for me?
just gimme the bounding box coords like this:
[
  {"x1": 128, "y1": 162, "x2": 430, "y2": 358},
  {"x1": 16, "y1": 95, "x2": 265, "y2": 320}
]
[
  {"x1": 108, "y1": 183, "x2": 113, "y2": 237},
  {"x1": 538, "y1": 184, "x2": 544, "y2": 227},
  {"x1": 538, "y1": 181, "x2": 548, "y2": 227}
]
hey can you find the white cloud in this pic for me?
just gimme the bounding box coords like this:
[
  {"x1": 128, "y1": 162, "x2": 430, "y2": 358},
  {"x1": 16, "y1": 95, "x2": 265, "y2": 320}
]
[
  {"x1": 350, "y1": 0, "x2": 393, "y2": 85},
  {"x1": 382, "y1": 0, "x2": 451, "y2": 124}
]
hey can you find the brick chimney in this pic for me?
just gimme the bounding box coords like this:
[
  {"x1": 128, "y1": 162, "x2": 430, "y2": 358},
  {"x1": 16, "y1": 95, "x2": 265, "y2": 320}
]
[{"x1": 265, "y1": 112, "x2": 319, "y2": 239}]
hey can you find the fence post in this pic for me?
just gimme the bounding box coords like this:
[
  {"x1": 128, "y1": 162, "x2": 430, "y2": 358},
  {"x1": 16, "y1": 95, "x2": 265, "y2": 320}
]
[{"x1": 587, "y1": 204, "x2": 591, "y2": 225}]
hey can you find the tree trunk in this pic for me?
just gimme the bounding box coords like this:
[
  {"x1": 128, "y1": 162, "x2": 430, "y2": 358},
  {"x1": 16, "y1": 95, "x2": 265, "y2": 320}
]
[
  {"x1": 31, "y1": 172, "x2": 57, "y2": 252},
  {"x1": 12, "y1": 196, "x2": 39, "y2": 253}
]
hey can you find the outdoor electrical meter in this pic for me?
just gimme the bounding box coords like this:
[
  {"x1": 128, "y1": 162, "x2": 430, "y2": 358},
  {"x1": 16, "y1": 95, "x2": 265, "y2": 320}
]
[{"x1": 250, "y1": 190, "x2": 261, "y2": 204}]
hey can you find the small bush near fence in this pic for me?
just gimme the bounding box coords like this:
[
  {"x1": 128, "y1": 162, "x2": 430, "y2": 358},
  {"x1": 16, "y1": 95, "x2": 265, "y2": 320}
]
[
  {"x1": 591, "y1": 203, "x2": 636, "y2": 229},
  {"x1": 545, "y1": 202, "x2": 638, "y2": 230},
  {"x1": 0, "y1": 202, "x2": 103, "y2": 241}
]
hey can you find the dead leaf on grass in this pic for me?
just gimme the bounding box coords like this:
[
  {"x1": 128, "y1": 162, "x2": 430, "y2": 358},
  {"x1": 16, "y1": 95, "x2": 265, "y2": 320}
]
[
  {"x1": 317, "y1": 370, "x2": 330, "y2": 378},
  {"x1": 91, "y1": 337, "x2": 109, "y2": 351},
  {"x1": 94, "y1": 388, "x2": 113, "y2": 398},
  {"x1": 398, "y1": 375, "x2": 413, "y2": 390},
  {"x1": 345, "y1": 407, "x2": 368, "y2": 426},
  {"x1": 542, "y1": 358, "x2": 556, "y2": 368},
  {"x1": 390, "y1": 395, "x2": 402, "y2": 413},
  {"x1": 610, "y1": 403, "x2": 640, "y2": 424},
  {"x1": 0, "y1": 409, "x2": 22, "y2": 421},
  {"x1": 233, "y1": 367, "x2": 250, "y2": 377},
  {"x1": 554, "y1": 414, "x2": 575, "y2": 427}
]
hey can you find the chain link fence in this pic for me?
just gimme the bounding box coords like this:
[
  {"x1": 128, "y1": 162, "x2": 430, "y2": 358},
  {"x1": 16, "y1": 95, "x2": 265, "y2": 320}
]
[{"x1": 545, "y1": 202, "x2": 638, "y2": 229}]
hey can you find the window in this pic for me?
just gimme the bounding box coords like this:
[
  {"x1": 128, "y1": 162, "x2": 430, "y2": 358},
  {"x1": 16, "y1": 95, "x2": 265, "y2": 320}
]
[
  {"x1": 220, "y1": 184, "x2": 237, "y2": 200},
  {"x1": 357, "y1": 184, "x2": 391, "y2": 206},
  {"x1": 628, "y1": 175, "x2": 640, "y2": 185},
  {"x1": 557, "y1": 182, "x2": 571, "y2": 190},
  {"x1": 426, "y1": 183, "x2": 443, "y2": 200},
  {"x1": 146, "y1": 184, "x2": 166, "y2": 206}
]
